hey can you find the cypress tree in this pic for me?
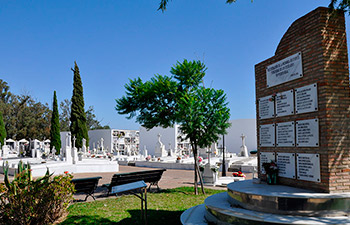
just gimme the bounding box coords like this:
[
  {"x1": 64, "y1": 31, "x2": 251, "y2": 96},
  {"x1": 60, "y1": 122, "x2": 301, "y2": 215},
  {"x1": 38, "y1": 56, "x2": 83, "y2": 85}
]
[
  {"x1": 50, "y1": 91, "x2": 61, "y2": 154},
  {"x1": 70, "y1": 61, "x2": 89, "y2": 149},
  {"x1": 0, "y1": 110, "x2": 6, "y2": 146}
]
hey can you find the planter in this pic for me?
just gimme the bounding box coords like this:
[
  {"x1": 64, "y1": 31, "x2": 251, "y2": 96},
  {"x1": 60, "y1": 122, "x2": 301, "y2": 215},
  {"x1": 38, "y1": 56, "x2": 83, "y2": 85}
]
[{"x1": 267, "y1": 173, "x2": 277, "y2": 185}]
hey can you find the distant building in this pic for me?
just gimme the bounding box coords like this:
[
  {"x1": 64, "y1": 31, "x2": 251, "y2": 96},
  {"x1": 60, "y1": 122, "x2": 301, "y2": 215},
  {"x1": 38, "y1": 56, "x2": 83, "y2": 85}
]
[
  {"x1": 88, "y1": 129, "x2": 139, "y2": 155},
  {"x1": 139, "y1": 119, "x2": 257, "y2": 156}
]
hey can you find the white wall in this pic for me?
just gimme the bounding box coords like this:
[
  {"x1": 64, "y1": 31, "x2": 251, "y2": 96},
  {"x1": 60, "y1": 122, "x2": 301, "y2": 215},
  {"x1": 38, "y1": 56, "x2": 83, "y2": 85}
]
[
  {"x1": 88, "y1": 129, "x2": 113, "y2": 151},
  {"x1": 217, "y1": 119, "x2": 257, "y2": 154},
  {"x1": 139, "y1": 126, "x2": 177, "y2": 156},
  {"x1": 139, "y1": 119, "x2": 257, "y2": 156}
]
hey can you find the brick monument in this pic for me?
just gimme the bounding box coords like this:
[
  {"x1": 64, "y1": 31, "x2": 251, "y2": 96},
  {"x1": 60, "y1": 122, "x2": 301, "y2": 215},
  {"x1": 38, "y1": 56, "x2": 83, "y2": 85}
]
[{"x1": 256, "y1": 7, "x2": 350, "y2": 193}]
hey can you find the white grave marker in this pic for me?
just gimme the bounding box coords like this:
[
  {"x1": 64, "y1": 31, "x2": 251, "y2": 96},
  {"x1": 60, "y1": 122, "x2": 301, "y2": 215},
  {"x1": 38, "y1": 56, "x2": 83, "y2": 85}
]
[
  {"x1": 260, "y1": 152, "x2": 275, "y2": 174},
  {"x1": 295, "y1": 83, "x2": 318, "y2": 114},
  {"x1": 275, "y1": 89, "x2": 294, "y2": 117},
  {"x1": 276, "y1": 121, "x2": 295, "y2": 147},
  {"x1": 259, "y1": 124, "x2": 275, "y2": 147},
  {"x1": 296, "y1": 118, "x2": 319, "y2": 147},
  {"x1": 277, "y1": 152, "x2": 296, "y2": 179},
  {"x1": 258, "y1": 95, "x2": 275, "y2": 119},
  {"x1": 297, "y1": 153, "x2": 321, "y2": 182}
]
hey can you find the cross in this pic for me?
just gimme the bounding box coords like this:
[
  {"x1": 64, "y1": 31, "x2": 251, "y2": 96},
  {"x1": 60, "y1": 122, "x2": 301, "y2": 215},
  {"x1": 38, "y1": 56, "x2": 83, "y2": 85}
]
[
  {"x1": 240, "y1": 134, "x2": 246, "y2": 146},
  {"x1": 73, "y1": 136, "x2": 76, "y2": 149}
]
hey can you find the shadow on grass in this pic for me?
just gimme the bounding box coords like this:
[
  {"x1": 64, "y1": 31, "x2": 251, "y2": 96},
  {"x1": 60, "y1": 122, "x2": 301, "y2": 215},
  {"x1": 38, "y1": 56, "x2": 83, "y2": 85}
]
[
  {"x1": 118, "y1": 209, "x2": 184, "y2": 225},
  {"x1": 61, "y1": 209, "x2": 184, "y2": 225}
]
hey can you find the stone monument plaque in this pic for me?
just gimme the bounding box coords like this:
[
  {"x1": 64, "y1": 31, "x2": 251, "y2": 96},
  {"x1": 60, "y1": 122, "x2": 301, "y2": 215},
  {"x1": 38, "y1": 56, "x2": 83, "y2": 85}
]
[
  {"x1": 296, "y1": 118, "x2": 319, "y2": 147},
  {"x1": 259, "y1": 124, "x2": 275, "y2": 147},
  {"x1": 260, "y1": 152, "x2": 275, "y2": 174},
  {"x1": 266, "y1": 52, "x2": 303, "y2": 88},
  {"x1": 276, "y1": 121, "x2": 295, "y2": 147},
  {"x1": 276, "y1": 152, "x2": 296, "y2": 179},
  {"x1": 275, "y1": 89, "x2": 294, "y2": 117},
  {"x1": 258, "y1": 95, "x2": 275, "y2": 119},
  {"x1": 295, "y1": 83, "x2": 318, "y2": 114},
  {"x1": 297, "y1": 153, "x2": 321, "y2": 182}
]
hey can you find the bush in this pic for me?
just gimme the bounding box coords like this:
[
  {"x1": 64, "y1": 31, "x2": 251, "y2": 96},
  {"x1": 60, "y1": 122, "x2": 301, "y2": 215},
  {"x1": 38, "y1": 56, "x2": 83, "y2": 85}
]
[{"x1": 0, "y1": 161, "x2": 75, "y2": 224}]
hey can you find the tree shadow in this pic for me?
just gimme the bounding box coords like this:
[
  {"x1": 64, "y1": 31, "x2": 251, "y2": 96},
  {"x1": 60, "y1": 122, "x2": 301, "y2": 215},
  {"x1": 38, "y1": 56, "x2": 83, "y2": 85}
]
[
  {"x1": 60, "y1": 209, "x2": 184, "y2": 225},
  {"x1": 118, "y1": 209, "x2": 184, "y2": 225}
]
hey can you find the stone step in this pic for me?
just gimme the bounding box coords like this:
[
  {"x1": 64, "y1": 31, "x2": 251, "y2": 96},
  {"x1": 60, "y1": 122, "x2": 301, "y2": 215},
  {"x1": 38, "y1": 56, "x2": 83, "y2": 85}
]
[
  {"x1": 227, "y1": 180, "x2": 350, "y2": 217},
  {"x1": 204, "y1": 192, "x2": 350, "y2": 225}
]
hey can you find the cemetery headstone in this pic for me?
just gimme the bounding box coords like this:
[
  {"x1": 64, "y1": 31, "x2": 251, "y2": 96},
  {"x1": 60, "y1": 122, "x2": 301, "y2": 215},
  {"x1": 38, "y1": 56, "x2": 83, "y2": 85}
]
[{"x1": 255, "y1": 7, "x2": 350, "y2": 193}]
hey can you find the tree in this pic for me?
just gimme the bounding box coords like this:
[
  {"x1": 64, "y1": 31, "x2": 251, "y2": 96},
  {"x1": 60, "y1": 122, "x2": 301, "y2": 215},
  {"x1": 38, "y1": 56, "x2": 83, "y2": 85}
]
[
  {"x1": 60, "y1": 99, "x2": 110, "y2": 131},
  {"x1": 116, "y1": 60, "x2": 231, "y2": 194},
  {"x1": 0, "y1": 110, "x2": 6, "y2": 146},
  {"x1": 70, "y1": 62, "x2": 89, "y2": 149},
  {"x1": 50, "y1": 91, "x2": 61, "y2": 154},
  {"x1": 59, "y1": 99, "x2": 71, "y2": 131},
  {"x1": 329, "y1": 0, "x2": 350, "y2": 12}
]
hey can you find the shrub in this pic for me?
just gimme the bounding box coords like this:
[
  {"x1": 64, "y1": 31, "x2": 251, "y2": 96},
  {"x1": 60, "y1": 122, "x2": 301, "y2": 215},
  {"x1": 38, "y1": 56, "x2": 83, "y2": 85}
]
[{"x1": 0, "y1": 161, "x2": 75, "y2": 224}]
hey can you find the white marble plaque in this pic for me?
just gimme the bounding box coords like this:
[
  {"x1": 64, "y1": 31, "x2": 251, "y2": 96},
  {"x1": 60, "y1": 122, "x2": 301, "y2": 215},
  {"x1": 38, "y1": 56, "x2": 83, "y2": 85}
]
[
  {"x1": 277, "y1": 152, "x2": 296, "y2": 179},
  {"x1": 266, "y1": 52, "x2": 303, "y2": 88},
  {"x1": 258, "y1": 95, "x2": 275, "y2": 119},
  {"x1": 260, "y1": 152, "x2": 275, "y2": 174},
  {"x1": 276, "y1": 121, "x2": 295, "y2": 147},
  {"x1": 276, "y1": 90, "x2": 294, "y2": 117},
  {"x1": 295, "y1": 83, "x2": 318, "y2": 114},
  {"x1": 259, "y1": 124, "x2": 275, "y2": 147},
  {"x1": 297, "y1": 153, "x2": 320, "y2": 182},
  {"x1": 296, "y1": 118, "x2": 319, "y2": 147}
]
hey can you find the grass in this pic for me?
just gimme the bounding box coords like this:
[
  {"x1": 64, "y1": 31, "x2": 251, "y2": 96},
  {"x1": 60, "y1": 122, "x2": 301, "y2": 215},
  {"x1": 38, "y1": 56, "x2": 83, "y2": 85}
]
[{"x1": 60, "y1": 187, "x2": 225, "y2": 225}]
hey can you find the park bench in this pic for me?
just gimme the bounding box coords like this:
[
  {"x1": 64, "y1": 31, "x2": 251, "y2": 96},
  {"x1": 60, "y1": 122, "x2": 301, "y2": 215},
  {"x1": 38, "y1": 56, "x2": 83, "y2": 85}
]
[
  {"x1": 71, "y1": 176, "x2": 102, "y2": 201},
  {"x1": 102, "y1": 169, "x2": 166, "y2": 195}
]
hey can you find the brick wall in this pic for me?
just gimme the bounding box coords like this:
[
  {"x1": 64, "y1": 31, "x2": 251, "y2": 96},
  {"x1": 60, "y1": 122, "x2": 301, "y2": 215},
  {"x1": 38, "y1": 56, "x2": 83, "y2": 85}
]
[{"x1": 255, "y1": 7, "x2": 350, "y2": 193}]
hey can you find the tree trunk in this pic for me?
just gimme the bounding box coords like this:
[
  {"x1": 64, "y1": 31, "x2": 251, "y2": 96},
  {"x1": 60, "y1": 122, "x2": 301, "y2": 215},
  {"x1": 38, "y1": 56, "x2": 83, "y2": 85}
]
[
  {"x1": 196, "y1": 161, "x2": 206, "y2": 195},
  {"x1": 193, "y1": 149, "x2": 198, "y2": 195}
]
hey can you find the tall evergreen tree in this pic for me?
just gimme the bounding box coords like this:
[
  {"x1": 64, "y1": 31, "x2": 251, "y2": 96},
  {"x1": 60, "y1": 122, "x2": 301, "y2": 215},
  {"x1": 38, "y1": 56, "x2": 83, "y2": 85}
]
[
  {"x1": 0, "y1": 110, "x2": 6, "y2": 146},
  {"x1": 50, "y1": 91, "x2": 61, "y2": 154},
  {"x1": 70, "y1": 61, "x2": 89, "y2": 149}
]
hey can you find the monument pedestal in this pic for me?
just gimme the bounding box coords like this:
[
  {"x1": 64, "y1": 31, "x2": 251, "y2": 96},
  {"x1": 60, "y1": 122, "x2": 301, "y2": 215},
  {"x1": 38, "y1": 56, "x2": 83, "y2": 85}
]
[{"x1": 181, "y1": 180, "x2": 350, "y2": 225}]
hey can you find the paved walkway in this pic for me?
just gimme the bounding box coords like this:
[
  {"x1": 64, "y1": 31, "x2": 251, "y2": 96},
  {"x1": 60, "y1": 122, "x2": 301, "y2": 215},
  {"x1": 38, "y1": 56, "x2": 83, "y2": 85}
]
[{"x1": 0, "y1": 165, "x2": 252, "y2": 202}]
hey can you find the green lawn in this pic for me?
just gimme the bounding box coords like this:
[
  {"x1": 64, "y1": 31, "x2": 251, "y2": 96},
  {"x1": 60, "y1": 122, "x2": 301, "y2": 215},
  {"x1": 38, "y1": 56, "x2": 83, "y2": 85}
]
[{"x1": 60, "y1": 187, "x2": 224, "y2": 225}]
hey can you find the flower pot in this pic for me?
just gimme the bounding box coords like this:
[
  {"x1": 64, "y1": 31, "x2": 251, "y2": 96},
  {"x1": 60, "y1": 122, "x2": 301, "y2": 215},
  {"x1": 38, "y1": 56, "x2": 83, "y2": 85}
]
[{"x1": 267, "y1": 173, "x2": 277, "y2": 185}]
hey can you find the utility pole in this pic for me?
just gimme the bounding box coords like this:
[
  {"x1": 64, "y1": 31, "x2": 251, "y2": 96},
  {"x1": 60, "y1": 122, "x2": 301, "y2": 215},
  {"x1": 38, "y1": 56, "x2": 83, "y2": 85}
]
[{"x1": 222, "y1": 135, "x2": 226, "y2": 176}]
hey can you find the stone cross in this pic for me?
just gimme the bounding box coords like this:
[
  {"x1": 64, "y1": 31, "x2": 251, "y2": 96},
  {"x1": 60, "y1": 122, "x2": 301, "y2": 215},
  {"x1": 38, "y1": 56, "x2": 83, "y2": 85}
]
[
  {"x1": 72, "y1": 136, "x2": 76, "y2": 149},
  {"x1": 240, "y1": 134, "x2": 246, "y2": 146},
  {"x1": 206, "y1": 148, "x2": 212, "y2": 165}
]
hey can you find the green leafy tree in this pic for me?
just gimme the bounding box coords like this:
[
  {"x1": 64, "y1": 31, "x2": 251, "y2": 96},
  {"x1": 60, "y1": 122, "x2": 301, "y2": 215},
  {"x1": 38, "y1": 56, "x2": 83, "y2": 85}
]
[
  {"x1": 50, "y1": 91, "x2": 61, "y2": 154},
  {"x1": 329, "y1": 0, "x2": 350, "y2": 12},
  {"x1": 0, "y1": 110, "x2": 6, "y2": 146},
  {"x1": 116, "y1": 60, "x2": 231, "y2": 194},
  {"x1": 70, "y1": 62, "x2": 89, "y2": 149},
  {"x1": 60, "y1": 99, "x2": 110, "y2": 131}
]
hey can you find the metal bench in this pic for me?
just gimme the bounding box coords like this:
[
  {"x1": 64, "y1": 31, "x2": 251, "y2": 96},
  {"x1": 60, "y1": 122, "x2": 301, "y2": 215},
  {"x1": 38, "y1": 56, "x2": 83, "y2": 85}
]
[
  {"x1": 71, "y1": 176, "x2": 102, "y2": 201},
  {"x1": 102, "y1": 169, "x2": 166, "y2": 195}
]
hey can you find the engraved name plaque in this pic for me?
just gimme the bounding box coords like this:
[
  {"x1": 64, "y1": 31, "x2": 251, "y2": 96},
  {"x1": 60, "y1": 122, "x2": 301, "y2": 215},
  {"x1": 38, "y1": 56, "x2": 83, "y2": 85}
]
[
  {"x1": 266, "y1": 52, "x2": 303, "y2": 88},
  {"x1": 258, "y1": 95, "x2": 275, "y2": 119},
  {"x1": 276, "y1": 90, "x2": 294, "y2": 117},
  {"x1": 296, "y1": 118, "x2": 319, "y2": 147},
  {"x1": 260, "y1": 152, "x2": 275, "y2": 174},
  {"x1": 297, "y1": 153, "x2": 321, "y2": 182},
  {"x1": 277, "y1": 152, "x2": 296, "y2": 179},
  {"x1": 259, "y1": 124, "x2": 275, "y2": 147},
  {"x1": 295, "y1": 83, "x2": 318, "y2": 114},
  {"x1": 276, "y1": 121, "x2": 295, "y2": 147}
]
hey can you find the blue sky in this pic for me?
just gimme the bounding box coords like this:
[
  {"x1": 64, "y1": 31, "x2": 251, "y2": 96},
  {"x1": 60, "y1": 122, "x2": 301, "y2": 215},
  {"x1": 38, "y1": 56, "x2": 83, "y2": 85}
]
[{"x1": 0, "y1": 0, "x2": 345, "y2": 130}]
